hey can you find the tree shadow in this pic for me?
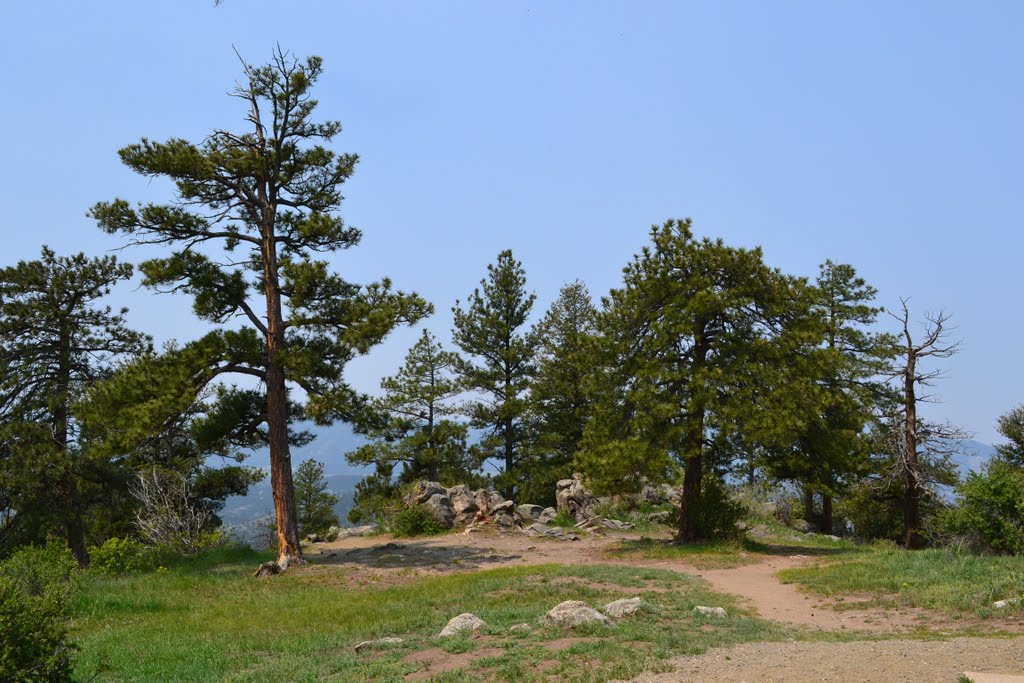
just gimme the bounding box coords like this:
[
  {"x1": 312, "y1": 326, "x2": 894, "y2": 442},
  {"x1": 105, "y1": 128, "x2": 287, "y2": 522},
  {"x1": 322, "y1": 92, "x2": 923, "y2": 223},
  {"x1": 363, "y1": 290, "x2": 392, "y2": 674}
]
[{"x1": 308, "y1": 540, "x2": 523, "y2": 570}]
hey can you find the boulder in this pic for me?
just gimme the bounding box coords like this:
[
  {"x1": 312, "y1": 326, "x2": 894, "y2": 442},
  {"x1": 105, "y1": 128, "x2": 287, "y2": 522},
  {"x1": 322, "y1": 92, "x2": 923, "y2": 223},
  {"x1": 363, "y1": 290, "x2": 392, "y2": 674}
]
[
  {"x1": 555, "y1": 474, "x2": 598, "y2": 520},
  {"x1": 544, "y1": 600, "x2": 611, "y2": 627},
  {"x1": 406, "y1": 481, "x2": 447, "y2": 506},
  {"x1": 639, "y1": 483, "x2": 663, "y2": 505},
  {"x1": 448, "y1": 485, "x2": 479, "y2": 514},
  {"x1": 354, "y1": 637, "x2": 403, "y2": 652},
  {"x1": 599, "y1": 518, "x2": 635, "y2": 531},
  {"x1": 440, "y1": 613, "x2": 486, "y2": 637},
  {"x1": 515, "y1": 503, "x2": 546, "y2": 525},
  {"x1": 474, "y1": 489, "x2": 506, "y2": 515},
  {"x1": 540, "y1": 507, "x2": 557, "y2": 523},
  {"x1": 603, "y1": 597, "x2": 643, "y2": 618},
  {"x1": 423, "y1": 493, "x2": 456, "y2": 529},
  {"x1": 693, "y1": 606, "x2": 727, "y2": 618},
  {"x1": 647, "y1": 511, "x2": 672, "y2": 525},
  {"x1": 336, "y1": 524, "x2": 378, "y2": 539},
  {"x1": 790, "y1": 519, "x2": 812, "y2": 533}
]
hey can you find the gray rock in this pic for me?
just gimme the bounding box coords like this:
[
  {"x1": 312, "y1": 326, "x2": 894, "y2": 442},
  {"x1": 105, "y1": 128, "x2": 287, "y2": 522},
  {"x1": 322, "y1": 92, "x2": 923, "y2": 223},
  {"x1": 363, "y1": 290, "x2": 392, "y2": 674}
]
[
  {"x1": 603, "y1": 597, "x2": 643, "y2": 617},
  {"x1": 440, "y1": 613, "x2": 486, "y2": 637},
  {"x1": 354, "y1": 636, "x2": 403, "y2": 652},
  {"x1": 790, "y1": 519, "x2": 812, "y2": 533},
  {"x1": 540, "y1": 507, "x2": 557, "y2": 523},
  {"x1": 693, "y1": 606, "x2": 727, "y2": 618},
  {"x1": 423, "y1": 493, "x2": 456, "y2": 529},
  {"x1": 599, "y1": 518, "x2": 635, "y2": 530},
  {"x1": 509, "y1": 623, "x2": 532, "y2": 633},
  {"x1": 994, "y1": 598, "x2": 1021, "y2": 609},
  {"x1": 337, "y1": 524, "x2": 378, "y2": 539},
  {"x1": 544, "y1": 600, "x2": 612, "y2": 627},
  {"x1": 492, "y1": 509, "x2": 517, "y2": 528},
  {"x1": 555, "y1": 474, "x2": 598, "y2": 520},
  {"x1": 447, "y1": 484, "x2": 480, "y2": 516},
  {"x1": 515, "y1": 503, "x2": 546, "y2": 525},
  {"x1": 748, "y1": 524, "x2": 772, "y2": 539},
  {"x1": 526, "y1": 522, "x2": 580, "y2": 541},
  {"x1": 474, "y1": 489, "x2": 506, "y2": 515},
  {"x1": 647, "y1": 511, "x2": 672, "y2": 525},
  {"x1": 406, "y1": 481, "x2": 447, "y2": 506}
]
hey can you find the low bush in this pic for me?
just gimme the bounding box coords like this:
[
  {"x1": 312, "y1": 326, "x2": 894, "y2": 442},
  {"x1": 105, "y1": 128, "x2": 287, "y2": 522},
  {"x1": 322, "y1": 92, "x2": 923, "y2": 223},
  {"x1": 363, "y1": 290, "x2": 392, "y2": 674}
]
[
  {"x1": 695, "y1": 476, "x2": 747, "y2": 539},
  {"x1": 386, "y1": 505, "x2": 446, "y2": 537},
  {"x1": 89, "y1": 537, "x2": 156, "y2": 576},
  {"x1": 933, "y1": 460, "x2": 1024, "y2": 555},
  {"x1": 0, "y1": 544, "x2": 80, "y2": 682}
]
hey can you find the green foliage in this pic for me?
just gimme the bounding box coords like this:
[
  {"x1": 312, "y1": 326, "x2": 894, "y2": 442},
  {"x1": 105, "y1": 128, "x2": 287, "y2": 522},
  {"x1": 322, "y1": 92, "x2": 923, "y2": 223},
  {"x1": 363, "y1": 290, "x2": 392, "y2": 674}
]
[
  {"x1": 934, "y1": 460, "x2": 1024, "y2": 554},
  {"x1": 523, "y1": 280, "x2": 598, "y2": 506},
  {"x1": 348, "y1": 330, "x2": 475, "y2": 491},
  {"x1": 88, "y1": 537, "x2": 155, "y2": 576},
  {"x1": 580, "y1": 219, "x2": 808, "y2": 541},
  {"x1": 692, "y1": 477, "x2": 747, "y2": 540},
  {"x1": 453, "y1": 250, "x2": 536, "y2": 499},
  {"x1": 89, "y1": 48, "x2": 429, "y2": 556},
  {"x1": 386, "y1": 505, "x2": 446, "y2": 538},
  {"x1": 0, "y1": 247, "x2": 150, "y2": 562},
  {"x1": 996, "y1": 403, "x2": 1024, "y2": 466},
  {"x1": 0, "y1": 544, "x2": 80, "y2": 682},
  {"x1": 294, "y1": 459, "x2": 340, "y2": 537}
]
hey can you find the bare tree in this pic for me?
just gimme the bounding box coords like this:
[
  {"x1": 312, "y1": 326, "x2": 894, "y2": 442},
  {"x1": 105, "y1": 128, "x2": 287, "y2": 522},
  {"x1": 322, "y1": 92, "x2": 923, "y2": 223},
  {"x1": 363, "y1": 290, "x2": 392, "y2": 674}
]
[
  {"x1": 888, "y1": 299, "x2": 965, "y2": 548},
  {"x1": 131, "y1": 468, "x2": 211, "y2": 555}
]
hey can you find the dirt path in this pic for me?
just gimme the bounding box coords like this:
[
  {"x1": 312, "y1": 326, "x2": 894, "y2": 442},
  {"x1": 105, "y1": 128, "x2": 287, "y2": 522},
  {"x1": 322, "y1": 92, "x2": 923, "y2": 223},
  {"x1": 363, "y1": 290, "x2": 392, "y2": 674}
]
[
  {"x1": 630, "y1": 638, "x2": 1024, "y2": 682},
  {"x1": 312, "y1": 530, "x2": 945, "y2": 632}
]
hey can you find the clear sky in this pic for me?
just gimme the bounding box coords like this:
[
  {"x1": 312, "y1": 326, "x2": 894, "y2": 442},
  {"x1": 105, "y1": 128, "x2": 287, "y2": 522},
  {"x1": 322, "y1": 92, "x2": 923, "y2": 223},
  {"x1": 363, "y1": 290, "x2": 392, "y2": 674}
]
[{"x1": 3, "y1": 2, "x2": 1022, "y2": 444}]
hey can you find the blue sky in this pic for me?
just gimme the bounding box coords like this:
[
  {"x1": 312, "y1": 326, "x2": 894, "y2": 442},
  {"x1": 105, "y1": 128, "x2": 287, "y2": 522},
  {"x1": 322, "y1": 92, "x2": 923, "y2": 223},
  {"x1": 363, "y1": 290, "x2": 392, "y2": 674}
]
[{"x1": 3, "y1": 2, "x2": 1022, "y2": 445}]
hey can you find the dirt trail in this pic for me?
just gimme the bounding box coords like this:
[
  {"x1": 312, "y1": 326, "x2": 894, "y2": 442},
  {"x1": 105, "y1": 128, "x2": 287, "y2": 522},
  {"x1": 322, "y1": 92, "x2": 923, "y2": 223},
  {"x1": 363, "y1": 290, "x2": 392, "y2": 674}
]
[{"x1": 314, "y1": 530, "x2": 934, "y2": 631}]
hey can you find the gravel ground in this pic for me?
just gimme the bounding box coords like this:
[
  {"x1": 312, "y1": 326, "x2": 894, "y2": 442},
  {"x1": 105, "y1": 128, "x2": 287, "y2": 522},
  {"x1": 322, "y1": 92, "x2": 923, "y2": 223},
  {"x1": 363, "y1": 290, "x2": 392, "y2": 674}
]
[{"x1": 630, "y1": 637, "x2": 1024, "y2": 682}]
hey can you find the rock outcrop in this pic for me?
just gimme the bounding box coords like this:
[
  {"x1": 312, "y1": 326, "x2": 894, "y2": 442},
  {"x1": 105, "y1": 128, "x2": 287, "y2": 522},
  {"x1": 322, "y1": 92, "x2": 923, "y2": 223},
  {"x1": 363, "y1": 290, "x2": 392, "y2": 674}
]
[{"x1": 555, "y1": 474, "x2": 598, "y2": 521}]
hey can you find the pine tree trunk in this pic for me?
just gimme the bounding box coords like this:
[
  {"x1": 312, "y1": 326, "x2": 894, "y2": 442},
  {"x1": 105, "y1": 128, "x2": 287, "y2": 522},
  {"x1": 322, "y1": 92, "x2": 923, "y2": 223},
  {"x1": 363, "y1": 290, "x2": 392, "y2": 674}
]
[
  {"x1": 676, "y1": 453, "x2": 702, "y2": 543},
  {"x1": 822, "y1": 494, "x2": 833, "y2": 535},
  {"x1": 803, "y1": 488, "x2": 815, "y2": 530},
  {"x1": 56, "y1": 320, "x2": 88, "y2": 567},
  {"x1": 262, "y1": 212, "x2": 302, "y2": 569}
]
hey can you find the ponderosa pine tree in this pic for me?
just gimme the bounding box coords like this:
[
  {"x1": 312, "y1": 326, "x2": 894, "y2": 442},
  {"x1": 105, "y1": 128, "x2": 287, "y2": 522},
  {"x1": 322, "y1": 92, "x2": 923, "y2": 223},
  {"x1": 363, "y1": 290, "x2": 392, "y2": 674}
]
[
  {"x1": 579, "y1": 220, "x2": 806, "y2": 543},
  {"x1": 294, "y1": 459, "x2": 339, "y2": 537},
  {"x1": 90, "y1": 50, "x2": 429, "y2": 570},
  {"x1": 0, "y1": 247, "x2": 150, "y2": 564},
  {"x1": 522, "y1": 280, "x2": 598, "y2": 505},
  {"x1": 347, "y1": 329, "x2": 473, "y2": 484},
  {"x1": 452, "y1": 251, "x2": 536, "y2": 500},
  {"x1": 768, "y1": 261, "x2": 894, "y2": 533}
]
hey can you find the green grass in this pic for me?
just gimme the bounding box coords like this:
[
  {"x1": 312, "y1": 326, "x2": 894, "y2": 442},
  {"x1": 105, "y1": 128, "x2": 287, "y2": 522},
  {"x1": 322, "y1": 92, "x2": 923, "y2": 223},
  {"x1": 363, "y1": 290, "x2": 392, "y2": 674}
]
[
  {"x1": 779, "y1": 544, "x2": 1024, "y2": 617},
  {"x1": 604, "y1": 527, "x2": 860, "y2": 570},
  {"x1": 72, "y1": 546, "x2": 785, "y2": 682}
]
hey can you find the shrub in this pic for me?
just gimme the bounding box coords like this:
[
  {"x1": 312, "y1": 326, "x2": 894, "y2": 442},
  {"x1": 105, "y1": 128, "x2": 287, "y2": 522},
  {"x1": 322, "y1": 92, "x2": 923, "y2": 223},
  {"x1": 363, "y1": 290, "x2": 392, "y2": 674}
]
[
  {"x1": 0, "y1": 544, "x2": 79, "y2": 682},
  {"x1": 694, "y1": 476, "x2": 747, "y2": 540},
  {"x1": 88, "y1": 537, "x2": 155, "y2": 576},
  {"x1": 934, "y1": 460, "x2": 1024, "y2": 555},
  {"x1": 387, "y1": 506, "x2": 446, "y2": 538}
]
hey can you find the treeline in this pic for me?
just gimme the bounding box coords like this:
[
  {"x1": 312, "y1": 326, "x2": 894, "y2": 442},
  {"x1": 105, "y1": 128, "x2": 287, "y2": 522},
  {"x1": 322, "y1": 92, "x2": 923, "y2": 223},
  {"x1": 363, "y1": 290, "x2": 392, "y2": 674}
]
[{"x1": 2, "y1": 49, "x2": 1022, "y2": 582}]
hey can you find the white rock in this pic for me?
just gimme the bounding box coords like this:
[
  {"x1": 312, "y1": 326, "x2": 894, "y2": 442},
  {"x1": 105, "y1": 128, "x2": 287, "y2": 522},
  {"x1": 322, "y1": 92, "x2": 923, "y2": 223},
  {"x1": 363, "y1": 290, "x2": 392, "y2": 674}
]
[
  {"x1": 354, "y1": 636, "x2": 403, "y2": 652},
  {"x1": 693, "y1": 606, "x2": 727, "y2": 618},
  {"x1": 509, "y1": 623, "x2": 532, "y2": 633},
  {"x1": 440, "y1": 613, "x2": 486, "y2": 637},
  {"x1": 604, "y1": 597, "x2": 643, "y2": 617},
  {"x1": 544, "y1": 600, "x2": 612, "y2": 627},
  {"x1": 994, "y1": 598, "x2": 1021, "y2": 609}
]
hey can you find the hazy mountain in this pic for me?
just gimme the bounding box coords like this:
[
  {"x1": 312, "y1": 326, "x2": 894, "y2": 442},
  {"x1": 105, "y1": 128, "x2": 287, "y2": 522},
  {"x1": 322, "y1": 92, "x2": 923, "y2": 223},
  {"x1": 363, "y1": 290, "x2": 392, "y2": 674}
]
[
  {"x1": 951, "y1": 439, "x2": 996, "y2": 477},
  {"x1": 238, "y1": 422, "x2": 371, "y2": 475}
]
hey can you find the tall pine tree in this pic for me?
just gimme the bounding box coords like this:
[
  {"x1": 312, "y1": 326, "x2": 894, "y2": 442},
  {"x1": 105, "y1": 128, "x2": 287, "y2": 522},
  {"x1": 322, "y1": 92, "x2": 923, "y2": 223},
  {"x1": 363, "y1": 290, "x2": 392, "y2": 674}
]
[
  {"x1": 90, "y1": 50, "x2": 429, "y2": 569},
  {"x1": 523, "y1": 280, "x2": 598, "y2": 505},
  {"x1": 452, "y1": 250, "x2": 536, "y2": 500},
  {"x1": 580, "y1": 220, "x2": 806, "y2": 542},
  {"x1": 0, "y1": 247, "x2": 150, "y2": 564},
  {"x1": 347, "y1": 329, "x2": 473, "y2": 485}
]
